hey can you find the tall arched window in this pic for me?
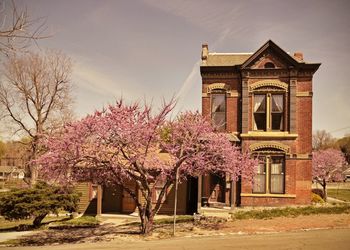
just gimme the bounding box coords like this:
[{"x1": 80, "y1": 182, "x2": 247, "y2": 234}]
[
  {"x1": 250, "y1": 80, "x2": 288, "y2": 132},
  {"x1": 211, "y1": 90, "x2": 226, "y2": 131}
]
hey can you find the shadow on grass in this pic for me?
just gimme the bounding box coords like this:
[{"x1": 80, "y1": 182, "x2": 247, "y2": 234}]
[
  {"x1": 0, "y1": 217, "x2": 71, "y2": 232},
  {"x1": 7, "y1": 223, "x2": 142, "y2": 246},
  {"x1": 6, "y1": 216, "x2": 226, "y2": 246}
]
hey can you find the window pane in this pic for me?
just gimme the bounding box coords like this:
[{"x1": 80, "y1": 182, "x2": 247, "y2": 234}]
[
  {"x1": 212, "y1": 94, "x2": 226, "y2": 112},
  {"x1": 271, "y1": 94, "x2": 284, "y2": 131},
  {"x1": 254, "y1": 95, "x2": 266, "y2": 112},
  {"x1": 254, "y1": 113, "x2": 266, "y2": 130},
  {"x1": 271, "y1": 95, "x2": 283, "y2": 112},
  {"x1": 271, "y1": 113, "x2": 283, "y2": 130},
  {"x1": 212, "y1": 113, "x2": 225, "y2": 130},
  {"x1": 211, "y1": 93, "x2": 226, "y2": 129},
  {"x1": 270, "y1": 157, "x2": 284, "y2": 194},
  {"x1": 253, "y1": 175, "x2": 266, "y2": 193},
  {"x1": 253, "y1": 95, "x2": 266, "y2": 130},
  {"x1": 253, "y1": 160, "x2": 266, "y2": 193}
]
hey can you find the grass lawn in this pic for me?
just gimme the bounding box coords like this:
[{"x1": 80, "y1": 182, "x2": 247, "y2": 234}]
[
  {"x1": 0, "y1": 215, "x2": 70, "y2": 231},
  {"x1": 49, "y1": 216, "x2": 99, "y2": 229},
  {"x1": 231, "y1": 204, "x2": 350, "y2": 220},
  {"x1": 327, "y1": 189, "x2": 350, "y2": 202}
]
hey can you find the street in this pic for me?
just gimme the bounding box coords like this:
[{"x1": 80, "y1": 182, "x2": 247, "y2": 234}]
[{"x1": 1, "y1": 228, "x2": 350, "y2": 250}]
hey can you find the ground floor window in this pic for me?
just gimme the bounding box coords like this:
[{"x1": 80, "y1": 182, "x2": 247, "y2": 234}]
[{"x1": 253, "y1": 155, "x2": 285, "y2": 194}]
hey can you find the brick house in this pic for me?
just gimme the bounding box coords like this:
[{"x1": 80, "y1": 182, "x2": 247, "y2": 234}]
[
  {"x1": 79, "y1": 40, "x2": 320, "y2": 215},
  {"x1": 200, "y1": 40, "x2": 320, "y2": 207}
]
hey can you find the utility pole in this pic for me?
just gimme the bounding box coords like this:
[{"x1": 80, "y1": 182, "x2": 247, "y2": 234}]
[{"x1": 173, "y1": 167, "x2": 180, "y2": 236}]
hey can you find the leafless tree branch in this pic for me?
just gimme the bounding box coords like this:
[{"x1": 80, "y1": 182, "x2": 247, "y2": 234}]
[{"x1": 0, "y1": 0, "x2": 50, "y2": 56}]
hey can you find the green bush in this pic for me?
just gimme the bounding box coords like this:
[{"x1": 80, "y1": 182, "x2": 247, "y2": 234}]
[
  {"x1": 232, "y1": 204, "x2": 350, "y2": 220},
  {"x1": 312, "y1": 188, "x2": 325, "y2": 199},
  {"x1": 0, "y1": 182, "x2": 79, "y2": 228}
]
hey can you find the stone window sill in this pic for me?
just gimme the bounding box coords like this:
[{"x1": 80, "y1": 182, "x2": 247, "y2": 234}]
[
  {"x1": 241, "y1": 193, "x2": 296, "y2": 198},
  {"x1": 240, "y1": 132, "x2": 298, "y2": 139}
]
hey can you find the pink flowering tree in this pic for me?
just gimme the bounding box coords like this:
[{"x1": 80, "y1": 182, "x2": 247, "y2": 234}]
[
  {"x1": 37, "y1": 99, "x2": 257, "y2": 234},
  {"x1": 313, "y1": 148, "x2": 347, "y2": 200}
]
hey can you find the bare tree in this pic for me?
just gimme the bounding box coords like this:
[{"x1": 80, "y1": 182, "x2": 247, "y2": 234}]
[
  {"x1": 0, "y1": 0, "x2": 48, "y2": 56},
  {"x1": 312, "y1": 130, "x2": 337, "y2": 151},
  {"x1": 0, "y1": 50, "x2": 73, "y2": 185}
]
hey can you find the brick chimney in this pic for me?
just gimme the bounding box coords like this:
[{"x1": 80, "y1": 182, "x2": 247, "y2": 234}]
[
  {"x1": 201, "y1": 43, "x2": 208, "y2": 65},
  {"x1": 293, "y1": 52, "x2": 304, "y2": 62}
]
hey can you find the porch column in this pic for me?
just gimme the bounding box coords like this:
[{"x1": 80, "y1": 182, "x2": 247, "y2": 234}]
[
  {"x1": 230, "y1": 181, "x2": 236, "y2": 209},
  {"x1": 97, "y1": 185, "x2": 102, "y2": 215},
  {"x1": 197, "y1": 176, "x2": 202, "y2": 213}
]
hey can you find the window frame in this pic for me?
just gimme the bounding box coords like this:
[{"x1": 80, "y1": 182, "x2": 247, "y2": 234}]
[
  {"x1": 252, "y1": 154, "x2": 285, "y2": 194},
  {"x1": 210, "y1": 89, "x2": 227, "y2": 131},
  {"x1": 253, "y1": 92, "x2": 285, "y2": 132}
]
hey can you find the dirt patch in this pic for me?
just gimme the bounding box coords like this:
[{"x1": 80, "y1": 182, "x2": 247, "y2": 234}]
[
  {"x1": 223, "y1": 213, "x2": 350, "y2": 234},
  {"x1": 3, "y1": 214, "x2": 350, "y2": 246}
]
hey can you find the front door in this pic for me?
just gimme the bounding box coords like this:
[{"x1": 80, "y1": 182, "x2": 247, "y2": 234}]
[
  {"x1": 122, "y1": 182, "x2": 137, "y2": 214},
  {"x1": 210, "y1": 174, "x2": 225, "y2": 203},
  {"x1": 186, "y1": 177, "x2": 198, "y2": 214}
]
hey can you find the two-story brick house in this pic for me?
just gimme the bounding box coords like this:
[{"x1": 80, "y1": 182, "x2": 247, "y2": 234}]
[
  {"x1": 199, "y1": 40, "x2": 320, "y2": 207},
  {"x1": 78, "y1": 40, "x2": 321, "y2": 215}
]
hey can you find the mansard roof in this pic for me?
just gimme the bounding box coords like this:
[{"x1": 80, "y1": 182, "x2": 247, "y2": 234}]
[{"x1": 200, "y1": 40, "x2": 321, "y2": 73}]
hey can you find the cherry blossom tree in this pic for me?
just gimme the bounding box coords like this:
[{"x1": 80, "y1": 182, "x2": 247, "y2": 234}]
[
  {"x1": 312, "y1": 148, "x2": 347, "y2": 200},
  {"x1": 37, "y1": 99, "x2": 257, "y2": 234}
]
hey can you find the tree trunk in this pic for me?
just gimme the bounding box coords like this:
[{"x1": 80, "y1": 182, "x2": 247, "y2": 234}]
[
  {"x1": 29, "y1": 141, "x2": 39, "y2": 186},
  {"x1": 33, "y1": 213, "x2": 47, "y2": 228},
  {"x1": 139, "y1": 201, "x2": 154, "y2": 235},
  {"x1": 322, "y1": 179, "x2": 327, "y2": 201}
]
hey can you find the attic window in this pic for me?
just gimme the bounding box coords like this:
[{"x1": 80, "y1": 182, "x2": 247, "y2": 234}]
[{"x1": 264, "y1": 62, "x2": 275, "y2": 69}]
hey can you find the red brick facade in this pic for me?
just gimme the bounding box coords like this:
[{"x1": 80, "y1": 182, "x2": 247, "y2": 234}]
[{"x1": 200, "y1": 40, "x2": 320, "y2": 206}]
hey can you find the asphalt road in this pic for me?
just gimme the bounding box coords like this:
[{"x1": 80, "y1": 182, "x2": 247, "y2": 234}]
[{"x1": 1, "y1": 228, "x2": 350, "y2": 250}]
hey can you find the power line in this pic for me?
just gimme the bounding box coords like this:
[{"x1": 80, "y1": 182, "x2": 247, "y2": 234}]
[{"x1": 329, "y1": 126, "x2": 350, "y2": 133}]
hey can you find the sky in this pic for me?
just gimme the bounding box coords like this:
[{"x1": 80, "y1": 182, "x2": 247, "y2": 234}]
[{"x1": 4, "y1": 0, "x2": 350, "y2": 138}]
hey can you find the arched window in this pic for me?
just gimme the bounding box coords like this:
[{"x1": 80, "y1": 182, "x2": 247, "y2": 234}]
[
  {"x1": 253, "y1": 154, "x2": 285, "y2": 194},
  {"x1": 207, "y1": 83, "x2": 229, "y2": 131},
  {"x1": 250, "y1": 80, "x2": 287, "y2": 132},
  {"x1": 254, "y1": 93, "x2": 284, "y2": 131},
  {"x1": 250, "y1": 143, "x2": 288, "y2": 194},
  {"x1": 264, "y1": 62, "x2": 275, "y2": 69},
  {"x1": 211, "y1": 90, "x2": 226, "y2": 131}
]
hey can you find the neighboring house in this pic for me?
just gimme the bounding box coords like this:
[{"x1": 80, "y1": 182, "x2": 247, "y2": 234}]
[
  {"x1": 79, "y1": 40, "x2": 320, "y2": 215},
  {"x1": 0, "y1": 166, "x2": 25, "y2": 181},
  {"x1": 0, "y1": 159, "x2": 26, "y2": 190},
  {"x1": 200, "y1": 40, "x2": 320, "y2": 207}
]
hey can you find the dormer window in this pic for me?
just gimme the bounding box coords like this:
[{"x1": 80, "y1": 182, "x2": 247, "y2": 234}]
[{"x1": 264, "y1": 62, "x2": 275, "y2": 69}]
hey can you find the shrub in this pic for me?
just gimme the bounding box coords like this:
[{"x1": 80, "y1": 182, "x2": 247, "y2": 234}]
[
  {"x1": 232, "y1": 204, "x2": 350, "y2": 220},
  {"x1": 0, "y1": 182, "x2": 79, "y2": 228},
  {"x1": 312, "y1": 188, "x2": 325, "y2": 199},
  {"x1": 311, "y1": 193, "x2": 325, "y2": 204}
]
